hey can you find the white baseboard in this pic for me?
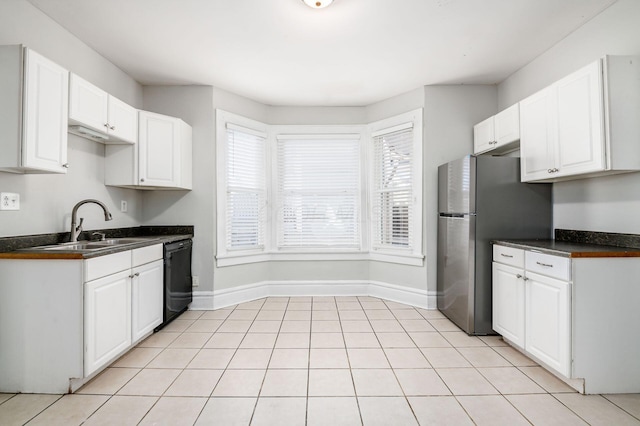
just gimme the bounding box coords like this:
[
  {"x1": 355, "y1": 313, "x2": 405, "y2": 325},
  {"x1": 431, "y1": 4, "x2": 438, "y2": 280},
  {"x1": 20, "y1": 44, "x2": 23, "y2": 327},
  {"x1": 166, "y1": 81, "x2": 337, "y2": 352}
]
[
  {"x1": 369, "y1": 280, "x2": 431, "y2": 309},
  {"x1": 190, "y1": 280, "x2": 437, "y2": 311},
  {"x1": 190, "y1": 291, "x2": 215, "y2": 310}
]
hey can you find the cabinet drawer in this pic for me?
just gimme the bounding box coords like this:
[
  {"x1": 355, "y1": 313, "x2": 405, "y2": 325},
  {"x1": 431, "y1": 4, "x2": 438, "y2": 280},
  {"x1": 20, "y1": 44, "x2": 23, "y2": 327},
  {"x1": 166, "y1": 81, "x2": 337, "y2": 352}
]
[
  {"x1": 493, "y1": 245, "x2": 524, "y2": 268},
  {"x1": 132, "y1": 244, "x2": 163, "y2": 267},
  {"x1": 525, "y1": 251, "x2": 571, "y2": 281},
  {"x1": 85, "y1": 251, "x2": 131, "y2": 282}
]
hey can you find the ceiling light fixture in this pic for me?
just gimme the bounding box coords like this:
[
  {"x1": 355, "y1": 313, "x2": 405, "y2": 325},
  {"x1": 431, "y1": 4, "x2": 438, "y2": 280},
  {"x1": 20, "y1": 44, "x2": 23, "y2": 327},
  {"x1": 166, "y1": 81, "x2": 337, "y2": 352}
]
[{"x1": 302, "y1": 0, "x2": 334, "y2": 9}]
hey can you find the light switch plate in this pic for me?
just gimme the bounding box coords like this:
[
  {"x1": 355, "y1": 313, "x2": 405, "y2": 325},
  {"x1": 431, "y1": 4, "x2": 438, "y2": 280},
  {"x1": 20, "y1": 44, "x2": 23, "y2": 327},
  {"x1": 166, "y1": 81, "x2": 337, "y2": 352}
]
[{"x1": 0, "y1": 193, "x2": 20, "y2": 211}]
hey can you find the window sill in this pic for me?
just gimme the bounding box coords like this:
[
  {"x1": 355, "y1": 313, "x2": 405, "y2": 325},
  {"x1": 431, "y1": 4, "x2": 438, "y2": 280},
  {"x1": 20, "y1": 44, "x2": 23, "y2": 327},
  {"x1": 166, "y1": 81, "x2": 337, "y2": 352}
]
[{"x1": 216, "y1": 251, "x2": 424, "y2": 267}]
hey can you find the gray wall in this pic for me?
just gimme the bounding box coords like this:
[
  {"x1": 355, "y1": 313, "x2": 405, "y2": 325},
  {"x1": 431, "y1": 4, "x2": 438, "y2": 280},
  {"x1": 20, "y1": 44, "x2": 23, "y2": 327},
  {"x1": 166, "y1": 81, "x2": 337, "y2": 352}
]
[
  {"x1": 141, "y1": 86, "x2": 216, "y2": 294},
  {"x1": 141, "y1": 84, "x2": 495, "y2": 300},
  {"x1": 497, "y1": 0, "x2": 640, "y2": 234},
  {"x1": 0, "y1": 0, "x2": 143, "y2": 237},
  {"x1": 421, "y1": 86, "x2": 497, "y2": 294}
]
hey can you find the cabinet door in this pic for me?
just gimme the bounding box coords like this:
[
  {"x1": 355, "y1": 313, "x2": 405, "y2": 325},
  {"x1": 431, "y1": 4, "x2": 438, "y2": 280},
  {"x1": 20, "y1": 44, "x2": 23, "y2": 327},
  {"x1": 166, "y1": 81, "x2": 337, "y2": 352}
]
[
  {"x1": 525, "y1": 271, "x2": 571, "y2": 377},
  {"x1": 138, "y1": 111, "x2": 179, "y2": 187},
  {"x1": 108, "y1": 96, "x2": 138, "y2": 144},
  {"x1": 84, "y1": 270, "x2": 132, "y2": 376},
  {"x1": 519, "y1": 87, "x2": 555, "y2": 182},
  {"x1": 556, "y1": 60, "x2": 606, "y2": 177},
  {"x1": 22, "y1": 48, "x2": 69, "y2": 173},
  {"x1": 494, "y1": 103, "x2": 520, "y2": 147},
  {"x1": 492, "y1": 262, "x2": 525, "y2": 349},
  {"x1": 68, "y1": 73, "x2": 108, "y2": 133},
  {"x1": 131, "y1": 260, "x2": 164, "y2": 343},
  {"x1": 473, "y1": 116, "x2": 495, "y2": 154}
]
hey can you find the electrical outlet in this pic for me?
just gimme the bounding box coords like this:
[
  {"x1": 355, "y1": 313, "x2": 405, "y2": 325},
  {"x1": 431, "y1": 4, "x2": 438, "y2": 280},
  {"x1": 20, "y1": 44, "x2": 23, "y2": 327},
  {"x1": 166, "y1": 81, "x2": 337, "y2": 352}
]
[
  {"x1": 0, "y1": 193, "x2": 20, "y2": 211},
  {"x1": 120, "y1": 200, "x2": 128, "y2": 212},
  {"x1": 192, "y1": 276, "x2": 199, "y2": 287}
]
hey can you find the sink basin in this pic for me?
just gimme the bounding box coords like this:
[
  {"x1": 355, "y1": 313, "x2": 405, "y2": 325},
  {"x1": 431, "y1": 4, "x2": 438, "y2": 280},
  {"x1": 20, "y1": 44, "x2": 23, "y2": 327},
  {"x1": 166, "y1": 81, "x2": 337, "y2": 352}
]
[
  {"x1": 93, "y1": 238, "x2": 149, "y2": 246},
  {"x1": 30, "y1": 242, "x2": 106, "y2": 251},
  {"x1": 27, "y1": 238, "x2": 152, "y2": 252}
]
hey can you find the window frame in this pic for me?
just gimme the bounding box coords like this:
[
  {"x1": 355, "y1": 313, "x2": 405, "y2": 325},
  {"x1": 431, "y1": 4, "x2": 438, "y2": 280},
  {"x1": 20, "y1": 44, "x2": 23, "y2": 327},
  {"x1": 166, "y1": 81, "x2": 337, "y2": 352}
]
[
  {"x1": 215, "y1": 110, "x2": 424, "y2": 267},
  {"x1": 216, "y1": 110, "x2": 269, "y2": 260},
  {"x1": 368, "y1": 109, "x2": 424, "y2": 265},
  {"x1": 271, "y1": 125, "x2": 366, "y2": 254}
]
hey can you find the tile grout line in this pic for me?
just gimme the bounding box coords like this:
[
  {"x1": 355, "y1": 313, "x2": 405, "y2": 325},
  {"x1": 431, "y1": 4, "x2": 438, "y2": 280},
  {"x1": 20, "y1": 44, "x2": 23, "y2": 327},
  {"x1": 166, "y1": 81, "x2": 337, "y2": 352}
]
[
  {"x1": 601, "y1": 395, "x2": 640, "y2": 422},
  {"x1": 378, "y1": 299, "x2": 429, "y2": 426},
  {"x1": 10, "y1": 297, "x2": 639, "y2": 425}
]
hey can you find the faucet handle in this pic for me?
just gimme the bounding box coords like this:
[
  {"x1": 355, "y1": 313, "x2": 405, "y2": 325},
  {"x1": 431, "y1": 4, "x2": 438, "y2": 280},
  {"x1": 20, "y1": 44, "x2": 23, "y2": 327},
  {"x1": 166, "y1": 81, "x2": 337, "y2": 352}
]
[
  {"x1": 91, "y1": 232, "x2": 106, "y2": 241},
  {"x1": 76, "y1": 217, "x2": 84, "y2": 232}
]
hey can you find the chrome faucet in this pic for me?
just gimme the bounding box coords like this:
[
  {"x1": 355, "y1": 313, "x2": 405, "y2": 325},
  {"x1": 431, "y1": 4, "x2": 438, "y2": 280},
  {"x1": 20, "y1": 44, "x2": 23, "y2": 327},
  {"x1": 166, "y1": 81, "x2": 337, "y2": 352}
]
[{"x1": 70, "y1": 199, "x2": 113, "y2": 242}]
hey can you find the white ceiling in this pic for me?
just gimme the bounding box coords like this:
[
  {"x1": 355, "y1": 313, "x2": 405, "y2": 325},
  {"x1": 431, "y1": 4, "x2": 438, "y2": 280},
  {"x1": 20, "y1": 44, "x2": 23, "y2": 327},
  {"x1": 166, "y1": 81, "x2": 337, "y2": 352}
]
[{"x1": 27, "y1": 0, "x2": 616, "y2": 106}]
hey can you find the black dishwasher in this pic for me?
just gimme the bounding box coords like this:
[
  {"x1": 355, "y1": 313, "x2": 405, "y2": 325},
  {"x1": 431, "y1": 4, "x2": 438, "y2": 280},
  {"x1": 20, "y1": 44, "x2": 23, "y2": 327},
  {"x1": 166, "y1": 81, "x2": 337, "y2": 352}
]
[{"x1": 158, "y1": 239, "x2": 193, "y2": 329}]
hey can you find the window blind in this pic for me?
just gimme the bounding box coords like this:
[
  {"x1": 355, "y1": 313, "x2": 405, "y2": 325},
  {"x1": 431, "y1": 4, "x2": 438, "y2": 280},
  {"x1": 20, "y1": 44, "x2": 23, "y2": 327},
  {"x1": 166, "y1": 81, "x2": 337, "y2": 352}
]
[
  {"x1": 372, "y1": 125, "x2": 414, "y2": 249},
  {"x1": 226, "y1": 126, "x2": 266, "y2": 250},
  {"x1": 277, "y1": 137, "x2": 360, "y2": 248}
]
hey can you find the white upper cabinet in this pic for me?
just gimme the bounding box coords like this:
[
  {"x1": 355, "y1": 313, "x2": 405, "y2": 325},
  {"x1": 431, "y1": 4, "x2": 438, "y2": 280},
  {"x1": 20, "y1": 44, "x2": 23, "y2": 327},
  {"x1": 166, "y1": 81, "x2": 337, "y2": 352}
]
[
  {"x1": 0, "y1": 45, "x2": 69, "y2": 174},
  {"x1": 68, "y1": 73, "x2": 137, "y2": 144},
  {"x1": 520, "y1": 56, "x2": 640, "y2": 182},
  {"x1": 107, "y1": 96, "x2": 138, "y2": 143},
  {"x1": 473, "y1": 103, "x2": 520, "y2": 155},
  {"x1": 520, "y1": 86, "x2": 556, "y2": 180},
  {"x1": 473, "y1": 116, "x2": 495, "y2": 154},
  {"x1": 105, "y1": 110, "x2": 192, "y2": 190}
]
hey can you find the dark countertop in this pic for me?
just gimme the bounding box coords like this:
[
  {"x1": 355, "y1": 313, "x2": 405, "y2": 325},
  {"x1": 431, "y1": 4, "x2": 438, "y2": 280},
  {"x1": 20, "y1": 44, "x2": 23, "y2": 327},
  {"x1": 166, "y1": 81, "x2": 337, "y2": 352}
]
[
  {"x1": 0, "y1": 226, "x2": 193, "y2": 260},
  {"x1": 492, "y1": 239, "x2": 640, "y2": 258}
]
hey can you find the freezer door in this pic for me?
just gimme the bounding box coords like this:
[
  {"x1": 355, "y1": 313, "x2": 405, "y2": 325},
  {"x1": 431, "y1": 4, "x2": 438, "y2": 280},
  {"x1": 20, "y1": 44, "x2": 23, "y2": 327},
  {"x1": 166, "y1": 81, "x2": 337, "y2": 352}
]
[
  {"x1": 438, "y1": 155, "x2": 476, "y2": 214},
  {"x1": 437, "y1": 214, "x2": 476, "y2": 334}
]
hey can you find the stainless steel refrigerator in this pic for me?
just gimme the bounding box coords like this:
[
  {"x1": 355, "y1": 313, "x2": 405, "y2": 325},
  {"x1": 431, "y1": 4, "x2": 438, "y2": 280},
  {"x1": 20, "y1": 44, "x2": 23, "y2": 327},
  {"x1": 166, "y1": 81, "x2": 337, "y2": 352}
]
[{"x1": 437, "y1": 155, "x2": 552, "y2": 335}]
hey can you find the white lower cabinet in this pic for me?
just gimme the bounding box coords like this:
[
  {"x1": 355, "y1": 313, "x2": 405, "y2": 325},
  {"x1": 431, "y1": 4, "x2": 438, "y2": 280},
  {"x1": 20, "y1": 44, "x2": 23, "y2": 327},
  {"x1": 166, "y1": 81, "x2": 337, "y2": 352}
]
[
  {"x1": 525, "y1": 271, "x2": 571, "y2": 377},
  {"x1": 493, "y1": 243, "x2": 640, "y2": 394},
  {"x1": 492, "y1": 262, "x2": 525, "y2": 349},
  {"x1": 0, "y1": 244, "x2": 165, "y2": 393},
  {"x1": 132, "y1": 259, "x2": 164, "y2": 343},
  {"x1": 84, "y1": 270, "x2": 132, "y2": 376},
  {"x1": 84, "y1": 244, "x2": 163, "y2": 376}
]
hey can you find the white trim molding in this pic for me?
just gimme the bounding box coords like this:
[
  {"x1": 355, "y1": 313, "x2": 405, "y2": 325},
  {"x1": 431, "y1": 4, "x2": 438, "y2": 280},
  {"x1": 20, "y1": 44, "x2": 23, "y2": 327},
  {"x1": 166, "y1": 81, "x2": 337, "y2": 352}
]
[
  {"x1": 190, "y1": 291, "x2": 215, "y2": 310},
  {"x1": 190, "y1": 280, "x2": 436, "y2": 311}
]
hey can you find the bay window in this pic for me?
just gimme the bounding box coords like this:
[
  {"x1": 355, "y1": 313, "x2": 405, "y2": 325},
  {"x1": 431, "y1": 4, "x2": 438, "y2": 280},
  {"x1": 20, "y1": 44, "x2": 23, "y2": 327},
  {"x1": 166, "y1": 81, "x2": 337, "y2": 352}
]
[{"x1": 216, "y1": 108, "x2": 423, "y2": 266}]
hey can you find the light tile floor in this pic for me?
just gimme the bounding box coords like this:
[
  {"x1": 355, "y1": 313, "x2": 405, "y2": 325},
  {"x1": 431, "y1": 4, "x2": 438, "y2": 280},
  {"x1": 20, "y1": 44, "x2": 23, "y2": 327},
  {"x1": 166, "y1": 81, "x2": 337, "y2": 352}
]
[{"x1": 1, "y1": 296, "x2": 639, "y2": 425}]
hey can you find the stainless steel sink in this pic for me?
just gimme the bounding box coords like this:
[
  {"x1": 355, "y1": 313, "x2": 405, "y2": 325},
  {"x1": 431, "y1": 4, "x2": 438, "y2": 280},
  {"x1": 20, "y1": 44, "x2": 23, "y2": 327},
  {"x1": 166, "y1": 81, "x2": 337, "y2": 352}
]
[
  {"x1": 28, "y1": 238, "x2": 152, "y2": 252},
  {"x1": 93, "y1": 238, "x2": 149, "y2": 246},
  {"x1": 29, "y1": 242, "x2": 106, "y2": 251}
]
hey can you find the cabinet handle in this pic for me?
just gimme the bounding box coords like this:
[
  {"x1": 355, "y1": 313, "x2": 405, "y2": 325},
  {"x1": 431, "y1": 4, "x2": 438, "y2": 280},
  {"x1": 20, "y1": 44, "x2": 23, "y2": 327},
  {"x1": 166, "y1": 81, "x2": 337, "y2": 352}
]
[
  {"x1": 62, "y1": 163, "x2": 69, "y2": 168},
  {"x1": 500, "y1": 253, "x2": 513, "y2": 258},
  {"x1": 523, "y1": 277, "x2": 529, "y2": 281},
  {"x1": 104, "y1": 123, "x2": 109, "y2": 128},
  {"x1": 516, "y1": 274, "x2": 523, "y2": 279},
  {"x1": 134, "y1": 272, "x2": 140, "y2": 277},
  {"x1": 548, "y1": 169, "x2": 553, "y2": 173},
  {"x1": 140, "y1": 178, "x2": 145, "y2": 183},
  {"x1": 110, "y1": 125, "x2": 115, "y2": 130},
  {"x1": 128, "y1": 274, "x2": 134, "y2": 278},
  {"x1": 536, "y1": 261, "x2": 554, "y2": 268}
]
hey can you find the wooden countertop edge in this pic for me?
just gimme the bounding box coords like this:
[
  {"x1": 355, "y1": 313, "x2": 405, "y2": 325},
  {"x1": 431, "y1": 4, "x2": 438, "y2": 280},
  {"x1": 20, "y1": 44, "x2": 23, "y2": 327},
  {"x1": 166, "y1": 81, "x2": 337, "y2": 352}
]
[
  {"x1": 569, "y1": 251, "x2": 640, "y2": 258},
  {"x1": 0, "y1": 252, "x2": 85, "y2": 260}
]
